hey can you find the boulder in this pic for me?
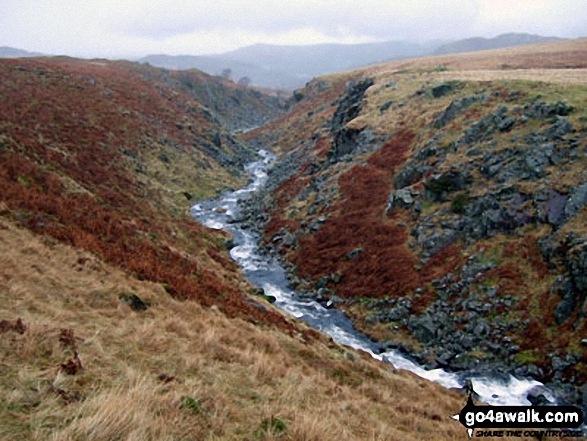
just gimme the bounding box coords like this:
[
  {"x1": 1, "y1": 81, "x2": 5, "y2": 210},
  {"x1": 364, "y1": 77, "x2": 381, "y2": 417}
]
[
  {"x1": 433, "y1": 95, "x2": 479, "y2": 128},
  {"x1": 431, "y1": 82, "x2": 454, "y2": 98},
  {"x1": 551, "y1": 276, "x2": 576, "y2": 325},
  {"x1": 543, "y1": 190, "x2": 567, "y2": 227},
  {"x1": 565, "y1": 182, "x2": 587, "y2": 220},
  {"x1": 385, "y1": 188, "x2": 415, "y2": 213},
  {"x1": 119, "y1": 293, "x2": 149, "y2": 312},
  {"x1": 569, "y1": 241, "x2": 587, "y2": 295},
  {"x1": 424, "y1": 170, "x2": 469, "y2": 201},
  {"x1": 408, "y1": 314, "x2": 438, "y2": 343}
]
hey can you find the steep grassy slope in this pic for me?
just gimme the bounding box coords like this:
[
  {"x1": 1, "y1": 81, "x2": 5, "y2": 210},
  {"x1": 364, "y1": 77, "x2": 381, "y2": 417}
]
[
  {"x1": 0, "y1": 57, "x2": 490, "y2": 440},
  {"x1": 0, "y1": 218, "x2": 479, "y2": 440},
  {"x1": 0, "y1": 57, "x2": 285, "y2": 323},
  {"x1": 242, "y1": 39, "x2": 587, "y2": 405}
]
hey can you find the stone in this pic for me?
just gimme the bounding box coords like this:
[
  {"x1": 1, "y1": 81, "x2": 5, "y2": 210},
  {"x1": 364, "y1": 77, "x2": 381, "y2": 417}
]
[
  {"x1": 328, "y1": 78, "x2": 374, "y2": 161},
  {"x1": 569, "y1": 241, "x2": 587, "y2": 295},
  {"x1": 424, "y1": 170, "x2": 469, "y2": 201},
  {"x1": 386, "y1": 188, "x2": 414, "y2": 213},
  {"x1": 544, "y1": 190, "x2": 567, "y2": 226},
  {"x1": 421, "y1": 229, "x2": 458, "y2": 255},
  {"x1": 119, "y1": 293, "x2": 149, "y2": 312},
  {"x1": 346, "y1": 248, "x2": 363, "y2": 260},
  {"x1": 409, "y1": 315, "x2": 437, "y2": 343},
  {"x1": 552, "y1": 276, "x2": 575, "y2": 325},
  {"x1": 379, "y1": 101, "x2": 393, "y2": 113},
  {"x1": 282, "y1": 232, "x2": 295, "y2": 248},
  {"x1": 526, "y1": 386, "x2": 552, "y2": 406},
  {"x1": 431, "y1": 82, "x2": 454, "y2": 98},
  {"x1": 565, "y1": 182, "x2": 587, "y2": 220},
  {"x1": 544, "y1": 116, "x2": 574, "y2": 139},
  {"x1": 433, "y1": 96, "x2": 479, "y2": 128}
]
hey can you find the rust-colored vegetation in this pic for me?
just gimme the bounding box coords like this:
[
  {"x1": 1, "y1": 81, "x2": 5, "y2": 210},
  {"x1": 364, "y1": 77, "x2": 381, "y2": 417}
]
[
  {"x1": 0, "y1": 58, "x2": 295, "y2": 332},
  {"x1": 293, "y1": 130, "x2": 424, "y2": 299}
]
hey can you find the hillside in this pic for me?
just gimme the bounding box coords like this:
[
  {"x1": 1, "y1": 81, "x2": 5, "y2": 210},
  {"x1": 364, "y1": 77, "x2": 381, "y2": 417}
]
[
  {"x1": 139, "y1": 34, "x2": 563, "y2": 90},
  {"x1": 0, "y1": 46, "x2": 45, "y2": 58},
  {"x1": 433, "y1": 33, "x2": 562, "y2": 55},
  {"x1": 240, "y1": 38, "x2": 587, "y2": 410},
  {"x1": 0, "y1": 57, "x2": 484, "y2": 440}
]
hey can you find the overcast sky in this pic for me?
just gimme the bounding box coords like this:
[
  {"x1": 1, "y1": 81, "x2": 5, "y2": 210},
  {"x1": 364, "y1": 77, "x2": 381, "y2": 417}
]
[{"x1": 1, "y1": 0, "x2": 586, "y2": 58}]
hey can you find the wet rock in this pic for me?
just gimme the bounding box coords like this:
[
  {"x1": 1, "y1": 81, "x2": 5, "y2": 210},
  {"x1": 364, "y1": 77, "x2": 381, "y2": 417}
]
[
  {"x1": 254, "y1": 288, "x2": 277, "y2": 304},
  {"x1": 325, "y1": 295, "x2": 343, "y2": 308}
]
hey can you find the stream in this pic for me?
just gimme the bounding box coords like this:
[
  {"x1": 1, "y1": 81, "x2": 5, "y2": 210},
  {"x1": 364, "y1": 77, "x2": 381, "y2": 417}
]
[{"x1": 190, "y1": 150, "x2": 553, "y2": 407}]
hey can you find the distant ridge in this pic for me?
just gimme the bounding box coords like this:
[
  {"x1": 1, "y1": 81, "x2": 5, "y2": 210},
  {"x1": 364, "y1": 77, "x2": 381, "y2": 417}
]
[
  {"x1": 140, "y1": 33, "x2": 565, "y2": 90},
  {"x1": 139, "y1": 40, "x2": 439, "y2": 90},
  {"x1": 433, "y1": 32, "x2": 563, "y2": 55},
  {"x1": 0, "y1": 46, "x2": 45, "y2": 58}
]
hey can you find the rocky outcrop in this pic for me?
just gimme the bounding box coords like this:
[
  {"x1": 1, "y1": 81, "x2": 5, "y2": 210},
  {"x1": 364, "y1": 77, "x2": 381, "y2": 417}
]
[{"x1": 328, "y1": 78, "x2": 374, "y2": 161}]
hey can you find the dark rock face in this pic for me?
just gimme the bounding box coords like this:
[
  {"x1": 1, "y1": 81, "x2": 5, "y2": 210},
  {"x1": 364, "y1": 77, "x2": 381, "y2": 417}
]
[
  {"x1": 431, "y1": 82, "x2": 454, "y2": 98},
  {"x1": 119, "y1": 293, "x2": 149, "y2": 312},
  {"x1": 424, "y1": 170, "x2": 471, "y2": 202},
  {"x1": 459, "y1": 105, "x2": 516, "y2": 146},
  {"x1": 328, "y1": 78, "x2": 374, "y2": 161},
  {"x1": 552, "y1": 276, "x2": 577, "y2": 325},
  {"x1": 433, "y1": 95, "x2": 481, "y2": 129},
  {"x1": 569, "y1": 241, "x2": 587, "y2": 298},
  {"x1": 522, "y1": 101, "x2": 574, "y2": 120},
  {"x1": 543, "y1": 190, "x2": 568, "y2": 226},
  {"x1": 565, "y1": 182, "x2": 587, "y2": 220},
  {"x1": 409, "y1": 314, "x2": 437, "y2": 343}
]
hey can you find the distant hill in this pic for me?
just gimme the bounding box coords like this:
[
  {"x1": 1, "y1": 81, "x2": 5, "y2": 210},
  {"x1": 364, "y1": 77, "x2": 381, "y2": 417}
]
[
  {"x1": 139, "y1": 53, "x2": 303, "y2": 90},
  {"x1": 140, "y1": 40, "x2": 439, "y2": 90},
  {"x1": 140, "y1": 34, "x2": 566, "y2": 90},
  {"x1": 0, "y1": 46, "x2": 45, "y2": 58},
  {"x1": 433, "y1": 32, "x2": 563, "y2": 55}
]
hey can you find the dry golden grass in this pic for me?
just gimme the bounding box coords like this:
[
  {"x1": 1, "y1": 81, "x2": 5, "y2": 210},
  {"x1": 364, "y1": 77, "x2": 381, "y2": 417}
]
[
  {"x1": 431, "y1": 68, "x2": 587, "y2": 85},
  {"x1": 0, "y1": 218, "x2": 532, "y2": 441},
  {"x1": 362, "y1": 38, "x2": 587, "y2": 76}
]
